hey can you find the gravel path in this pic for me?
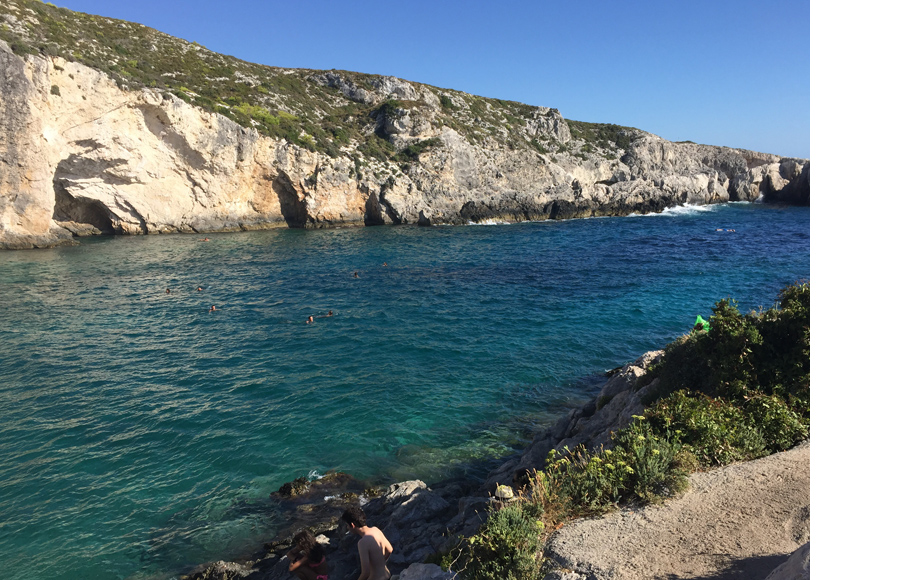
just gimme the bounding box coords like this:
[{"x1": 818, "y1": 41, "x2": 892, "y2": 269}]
[{"x1": 545, "y1": 441, "x2": 809, "y2": 580}]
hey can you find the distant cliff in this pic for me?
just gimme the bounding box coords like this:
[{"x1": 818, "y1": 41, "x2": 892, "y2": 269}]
[{"x1": 0, "y1": 0, "x2": 808, "y2": 249}]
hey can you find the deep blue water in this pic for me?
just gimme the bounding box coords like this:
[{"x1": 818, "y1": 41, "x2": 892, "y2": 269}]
[{"x1": 0, "y1": 203, "x2": 809, "y2": 580}]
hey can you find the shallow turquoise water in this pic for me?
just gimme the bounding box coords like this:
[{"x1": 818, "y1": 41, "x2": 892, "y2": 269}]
[{"x1": 0, "y1": 203, "x2": 809, "y2": 579}]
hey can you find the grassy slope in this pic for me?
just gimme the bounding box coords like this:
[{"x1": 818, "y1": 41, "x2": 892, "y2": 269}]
[{"x1": 1, "y1": 0, "x2": 635, "y2": 166}]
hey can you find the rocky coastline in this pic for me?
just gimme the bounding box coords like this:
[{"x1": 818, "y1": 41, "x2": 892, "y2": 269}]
[
  {"x1": 182, "y1": 351, "x2": 809, "y2": 580},
  {"x1": 1, "y1": 30, "x2": 808, "y2": 250}
]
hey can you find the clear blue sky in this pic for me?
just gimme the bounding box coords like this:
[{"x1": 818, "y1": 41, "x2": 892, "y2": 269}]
[{"x1": 53, "y1": 0, "x2": 810, "y2": 158}]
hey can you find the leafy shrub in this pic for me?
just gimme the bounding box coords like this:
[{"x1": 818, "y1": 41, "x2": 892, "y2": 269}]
[
  {"x1": 611, "y1": 417, "x2": 689, "y2": 502},
  {"x1": 743, "y1": 393, "x2": 808, "y2": 452},
  {"x1": 666, "y1": 283, "x2": 807, "y2": 400},
  {"x1": 376, "y1": 98, "x2": 403, "y2": 122},
  {"x1": 457, "y1": 501, "x2": 543, "y2": 580},
  {"x1": 529, "y1": 445, "x2": 627, "y2": 524},
  {"x1": 754, "y1": 282, "x2": 810, "y2": 401},
  {"x1": 528, "y1": 417, "x2": 689, "y2": 526},
  {"x1": 396, "y1": 138, "x2": 442, "y2": 162},
  {"x1": 357, "y1": 134, "x2": 396, "y2": 161},
  {"x1": 645, "y1": 391, "x2": 766, "y2": 466},
  {"x1": 50, "y1": 84, "x2": 60, "y2": 96}
]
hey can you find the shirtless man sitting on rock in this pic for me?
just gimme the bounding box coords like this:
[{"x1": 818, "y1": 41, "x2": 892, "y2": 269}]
[{"x1": 339, "y1": 506, "x2": 393, "y2": 580}]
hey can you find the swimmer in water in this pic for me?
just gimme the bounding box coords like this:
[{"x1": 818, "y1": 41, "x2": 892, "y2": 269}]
[
  {"x1": 306, "y1": 316, "x2": 314, "y2": 324},
  {"x1": 165, "y1": 288, "x2": 171, "y2": 294},
  {"x1": 353, "y1": 271, "x2": 359, "y2": 278},
  {"x1": 197, "y1": 287, "x2": 203, "y2": 292},
  {"x1": 210, "y1": 305, "x2": 217, "y2": 312}
]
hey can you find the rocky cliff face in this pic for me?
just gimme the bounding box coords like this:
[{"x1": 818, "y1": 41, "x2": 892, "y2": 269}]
[{"x1": 0, "y1": 39, "x2": 808, "y2": 249}]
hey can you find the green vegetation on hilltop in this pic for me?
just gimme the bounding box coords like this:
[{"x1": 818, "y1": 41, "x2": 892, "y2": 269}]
[
  {"x1": 0, "y1": 0, "x2": 639, "y2": 166},
  {"x1": 566, "y1": 120, "x2": 634, "y2": 159},
  {"x1": 446, "y1": 282, "x2": 810, "y2": 580}
]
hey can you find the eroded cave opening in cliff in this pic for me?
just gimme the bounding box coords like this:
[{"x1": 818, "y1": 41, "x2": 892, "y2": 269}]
[
  {"x1": 273, "y1": 172, "x2": 309, "y2": 227},
  {"x1": 52, "y1": 180, "x2": 116, "y2": 235}
]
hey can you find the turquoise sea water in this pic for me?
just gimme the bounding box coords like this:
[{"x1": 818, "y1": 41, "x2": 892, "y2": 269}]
[{"x1": 0, "y1": 203, "x2": 809, "y2": 580}]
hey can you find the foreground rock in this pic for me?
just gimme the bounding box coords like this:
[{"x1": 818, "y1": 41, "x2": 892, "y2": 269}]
[
  {"x1": 182, "y1": 477, "x2": 481, "y2": 580},
  {"x1": 765, "y1": 542, "x2": 810, "y2": 580},
  {"x1": 544, "y1": 441, "x2": 810, "y2": 580}
]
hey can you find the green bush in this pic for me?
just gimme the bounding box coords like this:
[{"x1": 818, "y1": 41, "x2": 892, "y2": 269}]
[
  {"x1": 396, "y1": 138, "x2": 442, "y2": 162},
  {"x1": 754, "y1": 282, "x2": 810, "y2": 401},
  {"x1": 611, "y1": 417, "x2": 689, "y2": 502},
  {"x1": 357, "y1": 134, "x2": 396, "y2": 161},
  {"x1": 457, "y1": 502, "x2": 543, "y2": 580},
  {"x1": 646, "y1": 391, "x2": 766, "y2": 466},
  {"x1": 529, "y1": 445, "x2": 628, "y2": 523},
  {"x1": 527, "y1": 417, "x2": 689, "y2": 526},
  {"x1": 648, "y1": 287, "x2": 810, "y2": 403},
  {"x1": 743, "y1": 393, "x2": 808, "y2": 452}
]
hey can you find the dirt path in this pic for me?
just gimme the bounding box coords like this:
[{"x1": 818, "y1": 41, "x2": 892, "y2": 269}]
[{"x1": 545, "y1": 441, "x2": 809, "y2": 580}]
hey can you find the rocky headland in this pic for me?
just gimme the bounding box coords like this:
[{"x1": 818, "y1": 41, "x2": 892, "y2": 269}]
[
  {"x1": 1, "y1": 0, "x2": 808, "y2": 250},
  {"x1": 1, "y1": 2, "x2": 810, "y2": 577},
  {"x1": 182, "y1": 351, "x2": 809, "y2": 580}
]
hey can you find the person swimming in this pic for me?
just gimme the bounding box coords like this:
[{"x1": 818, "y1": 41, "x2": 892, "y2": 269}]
[
  {"x1": 306, "y1": 316, "x2": 314, "y2": 324},
  {"x1": 210, "y1": 305, "x2": 217, "y2": 312}
]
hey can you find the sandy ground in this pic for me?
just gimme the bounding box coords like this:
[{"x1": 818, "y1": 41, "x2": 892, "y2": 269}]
[{"x1": 545, "y1": 441, "x2": 809, "y2": 580}]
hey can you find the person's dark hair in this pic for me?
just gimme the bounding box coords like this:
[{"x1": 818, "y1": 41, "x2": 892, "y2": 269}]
[
  {"x1": 293, "y1": 529, "x2": 326, "y2": 562},
  {"x1": 340, "y1": 506, "x2": 367, "y2": 528}
]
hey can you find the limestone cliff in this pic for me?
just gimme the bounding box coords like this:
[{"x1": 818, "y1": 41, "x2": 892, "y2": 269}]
[{"x1": 0, "y1": 1, "x2": 808, "y2": 250}]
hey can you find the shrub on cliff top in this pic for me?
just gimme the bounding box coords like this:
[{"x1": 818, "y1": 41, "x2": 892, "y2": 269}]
[
  {"x1": 527, "y1": 417, "x2": 690, "y2": 528},
  {"x1": 645, "y1": 391, "x2": 766, "y2": 466},
  {"x1": 647, "y1": 281, "x2": 809, "y2": 407},
  {"x1": 454, "y1": 501, "x2": 544, "y2": 580}
]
